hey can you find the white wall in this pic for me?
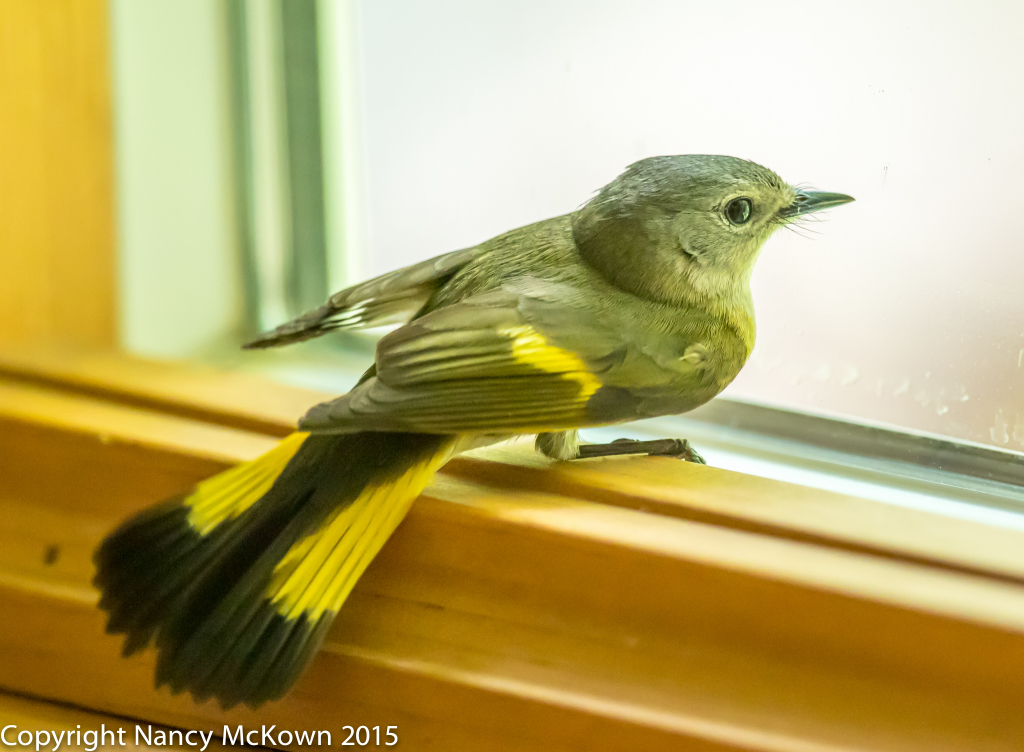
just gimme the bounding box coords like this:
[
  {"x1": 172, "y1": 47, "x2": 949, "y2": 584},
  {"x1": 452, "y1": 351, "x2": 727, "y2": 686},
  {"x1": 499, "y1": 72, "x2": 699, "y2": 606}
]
[
  {"x1": 110, "y1": 0, "x2": 243, "y2": 359},
  {"x1": 342, "y1": 0, "x2": 1024, "y2": 449}
]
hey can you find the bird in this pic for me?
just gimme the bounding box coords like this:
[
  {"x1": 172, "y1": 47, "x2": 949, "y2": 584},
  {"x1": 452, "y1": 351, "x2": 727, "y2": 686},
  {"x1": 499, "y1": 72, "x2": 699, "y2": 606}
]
[{"x1": 93, "y1": 154, "x2": 854, "y2": 709}]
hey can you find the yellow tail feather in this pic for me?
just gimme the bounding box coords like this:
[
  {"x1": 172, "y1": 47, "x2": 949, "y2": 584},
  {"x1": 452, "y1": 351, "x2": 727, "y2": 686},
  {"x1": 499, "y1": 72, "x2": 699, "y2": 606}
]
[
  {"x1": 268, "y1": 437, "x2": 456, "y2": 620},
  {"x1": 186, "y1": 432, "x2": 309, "y2": 535}
]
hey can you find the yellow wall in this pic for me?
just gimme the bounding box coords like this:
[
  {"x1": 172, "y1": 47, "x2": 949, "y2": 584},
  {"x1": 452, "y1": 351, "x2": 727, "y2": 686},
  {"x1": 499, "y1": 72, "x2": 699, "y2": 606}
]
[{"x1": 0, "y1": 0, "x2": 116, "y2": 348}]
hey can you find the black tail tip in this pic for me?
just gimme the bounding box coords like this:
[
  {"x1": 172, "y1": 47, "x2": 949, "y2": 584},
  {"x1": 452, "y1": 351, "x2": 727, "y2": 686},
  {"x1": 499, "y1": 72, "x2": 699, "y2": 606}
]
[{"x1": 90, "y1": 486, "x2": 336, "y2": 709}]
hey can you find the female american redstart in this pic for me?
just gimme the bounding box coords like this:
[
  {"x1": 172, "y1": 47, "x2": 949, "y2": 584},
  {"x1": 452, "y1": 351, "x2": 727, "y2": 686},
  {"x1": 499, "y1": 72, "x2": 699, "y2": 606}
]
[{"x1": 94, "y1": 155, "x2": 853, "y2": 708}]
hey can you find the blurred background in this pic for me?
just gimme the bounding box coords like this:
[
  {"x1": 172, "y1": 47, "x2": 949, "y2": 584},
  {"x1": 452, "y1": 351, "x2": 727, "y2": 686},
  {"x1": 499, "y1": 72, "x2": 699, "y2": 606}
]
[{"x1": 4, "y1": 0, "x2": 1024, "y2": 454}]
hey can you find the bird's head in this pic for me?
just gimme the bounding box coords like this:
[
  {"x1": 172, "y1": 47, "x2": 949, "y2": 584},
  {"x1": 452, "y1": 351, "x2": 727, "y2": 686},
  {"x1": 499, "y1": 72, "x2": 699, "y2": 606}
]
[{"x1": 572, "y1": 154, "x2": 854, "y2": 307}]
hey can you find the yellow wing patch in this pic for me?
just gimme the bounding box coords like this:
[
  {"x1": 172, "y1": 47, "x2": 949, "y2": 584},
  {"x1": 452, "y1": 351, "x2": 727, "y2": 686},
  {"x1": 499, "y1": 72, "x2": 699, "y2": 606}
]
[
  {"x1": 267, "y1": 437, "x2": 455, "y2": 621},
  {"x1": 186, "y1": 432, "x2": 309, "y2": 536},
  {"x1": 503, "y1": 325, "x2": 602, "y2": 400}
]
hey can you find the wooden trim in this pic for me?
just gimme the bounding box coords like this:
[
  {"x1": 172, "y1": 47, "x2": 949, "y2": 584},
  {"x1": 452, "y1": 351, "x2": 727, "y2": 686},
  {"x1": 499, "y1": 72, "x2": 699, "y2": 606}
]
[
  {"x1": 0, "y1": 1, "x2": 116, "y2": 348},
  {"x1": 2, "y1": 348, "x2": 1024, "y2": 750},
  {"x1": 0, "y1": 344, "x2": 321, "y2": 436},
  {"x1": 3, "y1": 344, "x2": 1021, "y2": 587},
  {"x1": 446, "y1": 448, "x2": 1024, "y2": 586}
]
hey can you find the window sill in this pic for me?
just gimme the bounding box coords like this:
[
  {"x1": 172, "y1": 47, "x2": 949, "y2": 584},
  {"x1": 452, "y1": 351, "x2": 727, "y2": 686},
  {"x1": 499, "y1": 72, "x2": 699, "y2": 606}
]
[{"x1": 1, "y1": 344, "x2": 1023, "y2": 751}]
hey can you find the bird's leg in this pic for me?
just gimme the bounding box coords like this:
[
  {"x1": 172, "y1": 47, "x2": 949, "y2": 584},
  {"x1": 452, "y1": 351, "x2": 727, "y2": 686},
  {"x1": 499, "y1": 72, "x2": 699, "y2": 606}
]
[
  {"x1": 536, "y1": 430, "x2": 705, "y2": 464},
  {"x1": 575, "y1": 437, "x2": 706, "y2": 464}
]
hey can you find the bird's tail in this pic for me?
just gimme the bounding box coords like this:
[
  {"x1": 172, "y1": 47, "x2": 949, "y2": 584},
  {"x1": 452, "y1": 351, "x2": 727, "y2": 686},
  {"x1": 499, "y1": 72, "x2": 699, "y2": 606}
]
[{"x1": 94, "y1": 430, "x2": 454, "y2": 709}]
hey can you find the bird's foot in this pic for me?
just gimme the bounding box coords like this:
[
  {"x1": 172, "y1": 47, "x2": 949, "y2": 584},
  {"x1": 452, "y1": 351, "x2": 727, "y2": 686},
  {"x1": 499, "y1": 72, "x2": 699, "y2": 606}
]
[{"x1": 574, "y1": 438, "x2": 706, "y2": 464}]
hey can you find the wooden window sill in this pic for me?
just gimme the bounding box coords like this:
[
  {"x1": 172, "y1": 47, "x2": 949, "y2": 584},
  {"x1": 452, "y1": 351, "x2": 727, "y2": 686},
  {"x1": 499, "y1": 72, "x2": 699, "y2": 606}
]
[{"x1": 1, "y1": 344, "x2": 1023, "y2": 751}]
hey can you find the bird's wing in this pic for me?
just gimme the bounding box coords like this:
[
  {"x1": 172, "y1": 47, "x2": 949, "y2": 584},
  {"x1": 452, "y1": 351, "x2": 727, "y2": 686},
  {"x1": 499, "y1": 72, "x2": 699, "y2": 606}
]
[
  {"x1": 299, "y1": 282, "x2": 702, "y2": 435},
  {"x1": 243, "y1": 246, "x2": 486, "y2": 349}
]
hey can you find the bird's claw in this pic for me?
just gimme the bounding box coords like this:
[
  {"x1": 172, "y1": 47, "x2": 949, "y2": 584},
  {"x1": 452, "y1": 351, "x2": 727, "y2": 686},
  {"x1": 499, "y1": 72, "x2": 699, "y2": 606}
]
[{"x1": 664, "y1": 438, "x2": 706, "y2": 464}]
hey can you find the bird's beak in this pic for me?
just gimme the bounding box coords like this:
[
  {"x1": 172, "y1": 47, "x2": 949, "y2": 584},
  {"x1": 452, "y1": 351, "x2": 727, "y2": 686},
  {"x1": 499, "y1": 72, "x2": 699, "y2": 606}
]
[{"x1": 778, "y1": 190, "x2": 855, "y2": 218}]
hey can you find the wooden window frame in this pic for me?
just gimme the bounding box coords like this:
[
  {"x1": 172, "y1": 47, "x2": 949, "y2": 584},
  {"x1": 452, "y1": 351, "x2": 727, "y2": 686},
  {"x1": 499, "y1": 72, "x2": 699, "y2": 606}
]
[{"x1": 2, "y1": 344, "x2": 1024, "y2": 751}]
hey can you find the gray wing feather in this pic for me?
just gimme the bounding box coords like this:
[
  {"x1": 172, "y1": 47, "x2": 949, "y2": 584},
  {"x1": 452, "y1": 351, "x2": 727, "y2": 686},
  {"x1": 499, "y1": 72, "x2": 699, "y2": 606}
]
[
  {"x1": 299, "y1": 284, "x2": 630, "y2": 434},
  {"x1": 243, "y1": 246, "x2": 486, "y2": 349}
]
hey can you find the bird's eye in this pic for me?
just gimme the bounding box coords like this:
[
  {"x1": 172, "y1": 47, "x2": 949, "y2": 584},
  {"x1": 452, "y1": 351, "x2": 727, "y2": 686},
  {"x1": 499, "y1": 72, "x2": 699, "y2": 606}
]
[{"x1": 725, "y1": 198, "x2": 753, "y2": 225}]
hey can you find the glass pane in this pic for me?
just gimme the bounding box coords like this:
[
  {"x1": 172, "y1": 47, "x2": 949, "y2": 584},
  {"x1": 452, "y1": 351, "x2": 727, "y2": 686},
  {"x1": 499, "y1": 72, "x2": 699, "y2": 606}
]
[{"x1": 339, "y1": 0, "x2": 1024, "y2": 451}]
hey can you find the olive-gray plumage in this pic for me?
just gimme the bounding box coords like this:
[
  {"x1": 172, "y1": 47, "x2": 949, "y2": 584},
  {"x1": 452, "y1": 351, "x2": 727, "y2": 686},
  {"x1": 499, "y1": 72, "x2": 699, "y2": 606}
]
[{"x1": 248, "y1": 155, "x2": 853, "y2": 453}]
